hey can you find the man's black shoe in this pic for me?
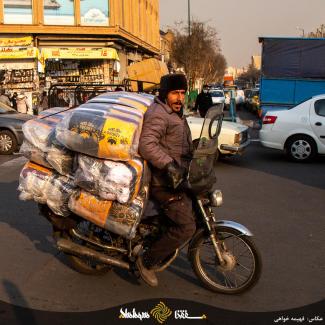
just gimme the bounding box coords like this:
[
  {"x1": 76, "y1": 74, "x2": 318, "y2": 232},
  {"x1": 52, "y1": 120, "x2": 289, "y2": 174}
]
[{"x1": 136, "y1": 255, "x2": 158, "y2": 287}]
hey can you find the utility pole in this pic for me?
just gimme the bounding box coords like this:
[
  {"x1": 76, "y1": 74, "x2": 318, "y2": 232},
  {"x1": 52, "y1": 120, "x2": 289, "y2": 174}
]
[{"x1": 188, "y1": 0, "x2": 191, "y2": 36}]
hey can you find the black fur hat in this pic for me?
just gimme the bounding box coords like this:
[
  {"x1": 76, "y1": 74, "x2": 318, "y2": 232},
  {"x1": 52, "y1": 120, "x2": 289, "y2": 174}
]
[{"x1": 158, "y1": 73, "x2": 188, "y2": 101}]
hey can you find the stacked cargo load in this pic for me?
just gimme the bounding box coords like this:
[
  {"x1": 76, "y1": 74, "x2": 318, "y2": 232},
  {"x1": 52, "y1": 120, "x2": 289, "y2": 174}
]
[{"x1": 18, "y1": 92, "x2": 154, "y2": 239}]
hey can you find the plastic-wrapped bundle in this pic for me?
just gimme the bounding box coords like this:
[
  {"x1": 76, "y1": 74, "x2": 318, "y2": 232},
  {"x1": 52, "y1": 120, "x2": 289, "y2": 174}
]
[
  {"x1": 18, "y1": 161, "x2": 75, "y2": 216},
  {"x1": 22, "y1": 108, "x2": 74, "y2": 175},
  {"x1": 55, "y1": 102, "x2": 145, "y2": 160},
  {"x1": 68, "y1": 190, "x2": 144, "y2": 239},
  {"x1": 46, "y1": 131, "x2": 75, "y2": 175},
  {"x1": 87, "y1": 92, "x2": 154, "y2": 114},
  {"x1": 19, "y1": 140, "x2": 51, "y2": 169},
  {"x1": 23, "y1": 108, "x2": 69, "y2": 151},
  {"x1": 74, "y1": 155, "x2": 143, "y2": 203}
]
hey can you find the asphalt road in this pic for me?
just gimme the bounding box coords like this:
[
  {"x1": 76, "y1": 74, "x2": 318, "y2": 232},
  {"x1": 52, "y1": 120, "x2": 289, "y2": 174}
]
[{"x1": 0, "y1": 140, "x2": 324, "y2": 314}]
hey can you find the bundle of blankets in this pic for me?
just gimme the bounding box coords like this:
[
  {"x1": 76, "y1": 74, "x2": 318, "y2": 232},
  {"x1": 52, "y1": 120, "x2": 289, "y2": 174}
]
[{"x1": 18, "y1": 92, "x2": 154, "y2": 239}]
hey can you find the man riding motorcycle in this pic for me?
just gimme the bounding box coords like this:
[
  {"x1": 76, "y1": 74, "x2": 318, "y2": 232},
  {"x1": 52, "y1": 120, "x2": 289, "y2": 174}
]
[{"x1": 138, "y1": 73, "x2": 196, "y2": 286}]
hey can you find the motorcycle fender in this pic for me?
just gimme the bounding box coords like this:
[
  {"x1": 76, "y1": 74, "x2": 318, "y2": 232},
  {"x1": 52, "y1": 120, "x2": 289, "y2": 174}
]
[
  {"x1": 214, "y1": 220, "x2": 254, "y2": 236},
  {"x1": 187, "y1": 220, "x2": 254, "y2": 256}
]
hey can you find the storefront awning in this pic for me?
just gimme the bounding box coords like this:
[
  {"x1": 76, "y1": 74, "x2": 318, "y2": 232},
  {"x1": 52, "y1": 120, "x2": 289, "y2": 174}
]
[
  {"x1": 40, "y1": 47, "x2": 119, "y2": 61},
  {"x1": 0, "y1": 47, "x2": 38, "y2": 59}
]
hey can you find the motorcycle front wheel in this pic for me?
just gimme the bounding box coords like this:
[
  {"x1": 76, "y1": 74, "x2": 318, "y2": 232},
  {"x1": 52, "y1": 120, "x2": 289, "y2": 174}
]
[{"x1": 189, "y1": 226, "x2": 262, "y2": 294}]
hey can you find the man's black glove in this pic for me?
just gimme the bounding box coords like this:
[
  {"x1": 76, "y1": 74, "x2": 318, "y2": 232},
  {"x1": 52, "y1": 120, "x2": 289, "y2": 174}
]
[{"x1": 164, "y1": 161, "x2": 186, "y2": 189}]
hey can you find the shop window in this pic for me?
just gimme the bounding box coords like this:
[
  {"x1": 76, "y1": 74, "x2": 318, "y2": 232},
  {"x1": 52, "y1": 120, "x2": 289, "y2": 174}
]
[
  {"x1": 80, "y1": 0, "x2": 109, "y2": 26},
  {"x1": 44, "y1": 0, "x2": 75, "y2": 25},
  {"x1": 4, "y1": 0, "x2": 33, "y2": 24}
]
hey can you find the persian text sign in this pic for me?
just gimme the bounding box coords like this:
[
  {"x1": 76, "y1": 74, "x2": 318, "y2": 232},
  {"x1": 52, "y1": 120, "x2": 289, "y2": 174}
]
[
  {"x1": 0, "y1": 36, "x2": 33, "y2": 47},
  {"x1": 41, "y1": 48, "x2": 119, "y2": 61},
  {"x1": 0, "y1": 47, "x2": 38, "y2": 59}
]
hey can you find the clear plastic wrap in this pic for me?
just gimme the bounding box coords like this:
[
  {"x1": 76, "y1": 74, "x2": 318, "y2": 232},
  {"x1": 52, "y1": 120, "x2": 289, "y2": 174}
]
[
  {"x1": 46, "y1": 131, "x2": 75, "y2": 175},
  {"x1": 22, "y1": 118, "x2": 56, "y2": 152},
  {"x1": 18, "y1": 161, "x2": 75, "y2": 216},
  {"x1": 21, "y1": 109, "x2": 74, "y2": 175},
  {"x1": 74, "y1": 155, "x2": 143, "y2": 204},
  {"x1": 68, "y1": 190, "x2": 145, "y2": 239},
  {"x1": 19, "y1": 140, "x2": 51, "y2": 169},
  {"x1": 55, "y1": 101, "x2": 146, "y2": 160}
]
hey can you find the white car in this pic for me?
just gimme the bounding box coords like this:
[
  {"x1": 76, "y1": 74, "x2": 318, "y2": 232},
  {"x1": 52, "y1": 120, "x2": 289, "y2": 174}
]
[
  {"x1": 186, "y1": 115, "x2": 250, "y2": 158},
  {"x1": 209, "y1": 89, "x2": 225, "y2": 104},
  {"x1": 259, "y1": 94, "x2": 325, "y2": 161}
]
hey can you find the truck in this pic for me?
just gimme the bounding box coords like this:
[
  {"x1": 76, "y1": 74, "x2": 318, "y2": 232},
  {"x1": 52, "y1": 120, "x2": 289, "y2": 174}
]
[
  {"x1": 223, "y1": 75, "x2": 234, "y2": 87},
  {"x1": 259, "y1": 37, "x2": 325, "y2": 116}
]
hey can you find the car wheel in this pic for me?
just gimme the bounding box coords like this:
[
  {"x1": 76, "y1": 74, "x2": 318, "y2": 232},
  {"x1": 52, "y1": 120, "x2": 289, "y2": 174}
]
[
  {"x1": 0, "y1": 130, "x2": 17, "y2": 155},
  {"x1": 285, "y1": 135, "x2": 317, "y2": 162}
]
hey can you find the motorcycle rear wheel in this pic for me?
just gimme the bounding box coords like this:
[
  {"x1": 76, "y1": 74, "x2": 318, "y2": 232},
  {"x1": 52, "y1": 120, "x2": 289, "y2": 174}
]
[
  {"x1": 66, "y1": 251, "x2": 111, "y2": 276},
  {"x1": 189, "y1": 226, "x2": 262, "y2": 294},
  {"x1": 61, "y1": 221, "x2": 112, "y2": 276}
]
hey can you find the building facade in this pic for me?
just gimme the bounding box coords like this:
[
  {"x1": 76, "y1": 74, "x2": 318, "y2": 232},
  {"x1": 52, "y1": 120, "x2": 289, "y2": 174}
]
[{"x1": 0, "y1": 0, "x2": 160, "y2": 109}]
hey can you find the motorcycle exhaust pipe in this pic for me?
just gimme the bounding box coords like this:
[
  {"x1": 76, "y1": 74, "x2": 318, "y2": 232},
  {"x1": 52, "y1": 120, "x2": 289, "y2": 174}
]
[{"x1": 56, "y1": 238, "x2": 130, "y2": 271}]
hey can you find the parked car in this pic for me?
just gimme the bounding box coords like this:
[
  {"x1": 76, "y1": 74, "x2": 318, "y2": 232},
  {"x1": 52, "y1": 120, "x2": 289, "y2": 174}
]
[
  {"x1": 259, "y1": 94, "x2": 325, "y2": 161},
  {"x1": 209, "y1": 89, "x2": 225, "y2": 104},
  {"x1": 0, "y1": 103, "x2": 33, "y2": 154},
  {"x1": 187, "y1": 114, "x2": 250, "y2": 159}
]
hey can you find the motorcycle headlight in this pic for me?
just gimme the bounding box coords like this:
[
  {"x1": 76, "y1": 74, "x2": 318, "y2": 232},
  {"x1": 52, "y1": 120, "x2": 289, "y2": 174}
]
[{"x1": 210, "y1": 190, "x2": 223, "y2": 207}]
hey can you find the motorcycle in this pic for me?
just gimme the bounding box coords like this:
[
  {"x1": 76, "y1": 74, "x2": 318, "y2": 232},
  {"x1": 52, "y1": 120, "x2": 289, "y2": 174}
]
[{"x1": 39, "y1": 104, "x2": 262, "y2": 294}]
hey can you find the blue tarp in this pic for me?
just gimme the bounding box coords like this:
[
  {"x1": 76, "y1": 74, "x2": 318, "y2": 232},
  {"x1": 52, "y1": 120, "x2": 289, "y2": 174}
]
[{"x1": 261, "y1": 38, "x2": 325, "y2": 79}]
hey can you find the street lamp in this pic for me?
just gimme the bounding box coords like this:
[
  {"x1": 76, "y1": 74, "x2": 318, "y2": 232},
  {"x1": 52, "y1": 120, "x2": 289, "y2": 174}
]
[{"x1": 296, "y1": 26, "x2": 305, "y2": 38}]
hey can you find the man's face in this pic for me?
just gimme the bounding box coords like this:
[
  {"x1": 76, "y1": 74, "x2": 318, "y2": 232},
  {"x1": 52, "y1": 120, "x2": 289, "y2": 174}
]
[
  {"x1": 166, "y1": 89, "x2": 186, "y2": 112},
  {"x1": 58, "y1": 92, "x2": 63, "y2": 98}
]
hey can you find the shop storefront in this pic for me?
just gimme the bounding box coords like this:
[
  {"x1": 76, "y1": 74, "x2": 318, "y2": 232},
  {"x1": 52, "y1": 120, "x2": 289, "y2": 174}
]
[
  {"x1": 0, "y1": 37, "x2": 38, "y2": 112},
  {"x1": 38, "y1": 46, "x2": 119, "y2": 107},
  {"x1": 0, "y1": 0, "x2": 160, "y2": 112},
  {"x1": 0, "y1": 39, "x2": 120, "y2": 111}
]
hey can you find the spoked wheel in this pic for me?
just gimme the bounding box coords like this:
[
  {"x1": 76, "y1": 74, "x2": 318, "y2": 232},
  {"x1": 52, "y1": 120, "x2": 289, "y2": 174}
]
[
  {"x1": 62, "y1": 220, "x2": 111, "y2": 276},
  {"x1": 0, "y1": 130, "x2": 17, "y2": 155},
  {"x1": 189, "y1": 226, "x2": 262, "y2": 294}
]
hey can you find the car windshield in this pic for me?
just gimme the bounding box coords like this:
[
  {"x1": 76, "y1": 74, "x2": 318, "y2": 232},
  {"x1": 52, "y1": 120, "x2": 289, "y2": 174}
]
[
  {"x1": 0, "y1": 103, "x2": 16, "y2": 114},
  {"x1": 210, "y1": 91, "x2": 224, "y2": 97}
]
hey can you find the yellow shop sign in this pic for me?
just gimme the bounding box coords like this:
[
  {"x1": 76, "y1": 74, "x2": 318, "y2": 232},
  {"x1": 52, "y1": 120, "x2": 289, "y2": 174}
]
[
  {"x1": 40, "y1": 47, "x2": 119, "y2": 61},
  {"x1": 0, "y1": 47, "x2": 38, "y2": 59},
  {"x1": 0, "y1": 36, "x2": 33, "y2": 47}
]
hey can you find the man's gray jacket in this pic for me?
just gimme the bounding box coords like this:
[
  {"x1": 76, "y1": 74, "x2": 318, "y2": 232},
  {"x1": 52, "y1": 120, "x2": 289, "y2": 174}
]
[{"x1": 139, "y1": 97, "x2": 193, "y2": 187}]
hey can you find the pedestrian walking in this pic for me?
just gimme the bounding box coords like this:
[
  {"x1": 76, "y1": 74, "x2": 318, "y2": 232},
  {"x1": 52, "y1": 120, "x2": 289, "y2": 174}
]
[
  {"x1": 194, "y1": 85, "x2": 213, "y2": 117},
  {"x1": 16, "y1": 93, "x2": 30, "y2": 114}
]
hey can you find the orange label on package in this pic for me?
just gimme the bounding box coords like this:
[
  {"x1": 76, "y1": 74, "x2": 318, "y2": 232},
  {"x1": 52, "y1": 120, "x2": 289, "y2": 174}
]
[
  {"x1": 25, "y1": 161, "x2": 52, "y2": 175},
  {"x1": 76, "y1": 191, "x2": 113, "y2": 227}
]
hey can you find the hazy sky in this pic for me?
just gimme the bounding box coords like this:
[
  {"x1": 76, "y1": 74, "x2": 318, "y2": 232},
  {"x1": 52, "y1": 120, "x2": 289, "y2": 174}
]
[{"x1": 160, "y1": 0, "x2": 325, "y2": 68}]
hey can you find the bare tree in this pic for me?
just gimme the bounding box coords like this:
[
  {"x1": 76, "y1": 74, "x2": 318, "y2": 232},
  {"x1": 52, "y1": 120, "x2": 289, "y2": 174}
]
[
  {"x1": 307, "y1": 24, "x2": 325, "y2": 38},
  {"x1": 238, "y1": 63, "x2": 260, "y2": 86},
  {"x1": 170, "y1": 20, "x2": 226, "y2": 90}
]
